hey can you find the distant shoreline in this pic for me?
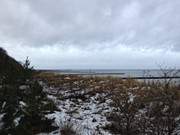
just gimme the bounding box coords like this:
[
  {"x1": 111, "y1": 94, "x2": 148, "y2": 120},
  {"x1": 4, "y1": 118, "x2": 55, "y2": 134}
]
[
  {"x1": 120, "y1": 76, "x2": 180, "y2": 79},
  {"x1": 38, "y1": 71, "x2": 180, "y2": 80}
]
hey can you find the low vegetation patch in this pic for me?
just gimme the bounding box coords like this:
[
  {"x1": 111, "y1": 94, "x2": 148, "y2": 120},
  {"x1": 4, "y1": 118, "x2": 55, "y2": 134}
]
[
  {"x1": 59, "y1": 119, "x2": 81, "y2": 135},
  {"x1": 1, "y1": 46, "x2": 179, "y2": 134},
  {"x1": 37, "y1": 72, "x2": 180, "y2": 135}
]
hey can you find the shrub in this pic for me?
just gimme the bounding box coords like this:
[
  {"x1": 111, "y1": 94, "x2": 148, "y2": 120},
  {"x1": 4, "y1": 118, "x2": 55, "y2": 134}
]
[
  {"x1": 59, "y1": 120, "x2": 80, "y2": 135},
  {"x1": 107, "y1": 77, "x2": 180, "y2": 135}
]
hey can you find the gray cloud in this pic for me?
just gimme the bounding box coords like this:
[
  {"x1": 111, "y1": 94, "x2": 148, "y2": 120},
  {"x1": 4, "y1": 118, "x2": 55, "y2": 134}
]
[
  {"x1": 0, "y1": 0, "x2": 180, "y2": 50},
  {"x1": 1, "y1": 0, "x2": 180, "y2": 69},
  {"x1": 4, "y1": 44, "x2": 180, "y2": 69}
]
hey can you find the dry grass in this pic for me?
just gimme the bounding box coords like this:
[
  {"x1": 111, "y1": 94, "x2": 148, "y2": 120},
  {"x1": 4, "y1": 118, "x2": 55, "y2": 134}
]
[
  {"x1": 35, "y1": 72, "x2": 180, "y2": 135},
  {"x1": 35, "y1": 72, "x2": 139, "y2": 93},
  {"x1": 107, "y1": 79, "x2": 180, "y2": 135}
]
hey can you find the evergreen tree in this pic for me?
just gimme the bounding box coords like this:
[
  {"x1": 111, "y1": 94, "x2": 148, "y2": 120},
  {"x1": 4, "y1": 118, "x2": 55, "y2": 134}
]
[
  {"x1": 22, "y1": 57, "x2": 34, "y2": 81},
  {"x1": 0, "y1": 86, "x2": 20, "y2": 135},
  {"x1": 0, "y1": 48, "x2": 57, "y2": 135}
]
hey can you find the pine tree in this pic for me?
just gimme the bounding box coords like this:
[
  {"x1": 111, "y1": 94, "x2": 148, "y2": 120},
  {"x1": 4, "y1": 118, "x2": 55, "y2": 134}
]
[{"x1": 0, "y1": 49, "x2": 57, "y2": 134}]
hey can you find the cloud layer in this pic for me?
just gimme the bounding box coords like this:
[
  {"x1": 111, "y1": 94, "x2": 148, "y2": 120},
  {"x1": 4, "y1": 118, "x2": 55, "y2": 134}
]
[
  {"x1": 0, "y1": 0, "x2": 180, "y2": 69},
  {"x1": 0, "y1": 0, "x2": 180, "y2": 50}
]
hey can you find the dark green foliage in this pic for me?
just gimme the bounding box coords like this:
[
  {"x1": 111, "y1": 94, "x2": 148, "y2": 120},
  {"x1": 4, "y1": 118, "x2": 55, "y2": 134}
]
[
  {"x1": 0, "y1": 86, "x2": 20, "y2": 135},
  {"x1": 17, "y1": 81, "x2": 55, "y2": 134},
  {"x1": 0, "y1": 47, "x2": 57, "y2": 135},
  {"x1": 0, "y1": 47, "x2": 23, "y2": 85},
  {"x1": 22, "y1": 57, "x2": 34, "y2": 81}
]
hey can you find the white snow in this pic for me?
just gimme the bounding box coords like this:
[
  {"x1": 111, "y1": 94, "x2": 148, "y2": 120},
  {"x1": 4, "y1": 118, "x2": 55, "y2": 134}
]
[
  {"x1": 42, "y1": 84, "x2": 113, "y2": 135},
  {"x1": 0, "y1": 113, "x2": 5, "y2": 129}
]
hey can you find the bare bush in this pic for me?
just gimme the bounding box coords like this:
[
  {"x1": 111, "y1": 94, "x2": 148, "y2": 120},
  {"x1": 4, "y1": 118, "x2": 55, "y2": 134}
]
[
  {"x1": 107, "y1": 70, "x2": 180, "y2": 135},
  {"x1": 59, "y1": 119, "x2": 81, "y2": 135},
  {"x1": 145, "y1": 81, "x2": 180, "y2": 135},
  {"x1": 107, "y1": 81, "x2": 145, "y2": 135}
]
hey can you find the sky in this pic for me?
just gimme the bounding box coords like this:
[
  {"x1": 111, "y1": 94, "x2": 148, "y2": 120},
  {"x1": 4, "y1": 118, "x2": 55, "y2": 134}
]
[{"x1": 0, "y1": 0, "x2": 180, "y2": 69}]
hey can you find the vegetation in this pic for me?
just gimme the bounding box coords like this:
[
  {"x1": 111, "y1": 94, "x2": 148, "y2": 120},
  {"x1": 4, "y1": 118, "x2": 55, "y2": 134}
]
[
  {"x1": 0, "y1": 47, "x2": 57, "y2": 135},
  {"x1": 59, "y1": 119, "x2": 80, "y2": 135},
  {"x1": 37, "y1": 72, "x2": 180, "y2": 135},
  {"x1": 0, "y1": 47, "x2": 180, "y2": 135},
  {"x1": 107, "y1": 78, "x2": 180, "y2": 135}
]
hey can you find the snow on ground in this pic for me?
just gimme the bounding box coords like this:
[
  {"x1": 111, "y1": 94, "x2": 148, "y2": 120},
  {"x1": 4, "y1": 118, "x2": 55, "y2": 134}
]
[
  {"x1": 173, "y1": 117, "x2": 180, "y2": 135},
  {"x1": 41, "y1": 84, "x2": 113, "y2": 135},
  {"x1": 37, "y1": 79, "x2": 180, "y2": 135},
  {"x1": 0, "y1": 113, "x2": 5, "y2": 129}
]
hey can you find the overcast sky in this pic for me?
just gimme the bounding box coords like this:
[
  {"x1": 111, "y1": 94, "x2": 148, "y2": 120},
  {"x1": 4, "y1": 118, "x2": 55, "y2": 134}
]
[{"x1": 0, "y1": 0, "x2": 180, "y2": 69}]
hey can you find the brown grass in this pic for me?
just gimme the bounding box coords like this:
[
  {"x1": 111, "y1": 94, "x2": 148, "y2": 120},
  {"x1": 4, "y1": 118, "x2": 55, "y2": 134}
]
[{"x1": 35, "y1": 72, "x2": 180, "y2": 135}]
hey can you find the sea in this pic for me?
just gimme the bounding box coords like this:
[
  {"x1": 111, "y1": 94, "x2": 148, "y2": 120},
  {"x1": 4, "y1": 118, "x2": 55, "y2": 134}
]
[
  {"x1": 46, "y1": 69, "x2": 180, "y2": 84},
  {"x1": 50, "y1": 69, "x2": 180, "y2": 78}
]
